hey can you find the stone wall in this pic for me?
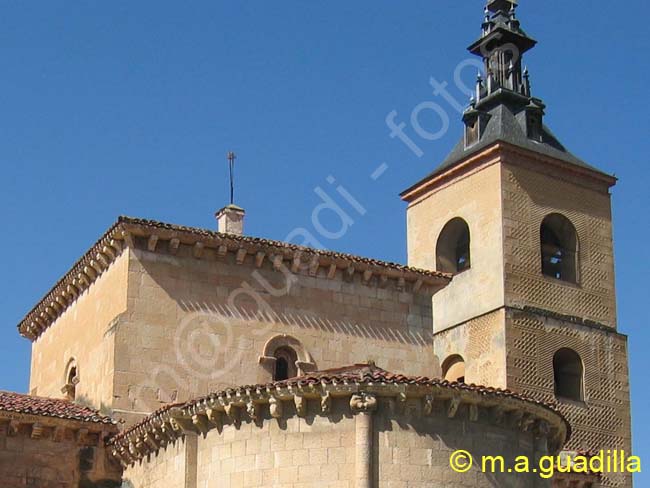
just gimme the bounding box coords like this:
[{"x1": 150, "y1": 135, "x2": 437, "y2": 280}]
[
  {"x1": 375, "y1": 404, "x2": 546, "y2": 488},
  {"x1": 29, "y1": 251, "x2": 129, "y2": 409},
  {"x1": 112, "y1": 247, "x2": 435, "y2": 423},
  {"x1": 406, "y1": 162, "x2": 505, "y2": 332},
  {"x1": 195, "y1": 401, "x2": 355, "y2": 487},
  {"x1": 0, "y1": 418, "x2": 120, "y2": 488},
  {"x1": 433, "y1": 309, "x2": 507, "y2": 388},
  {"x1": 506, "y1": 308, "x2": 632, "y2": 488},
  {"x1": 122, "y1": 436, "x2": 189, "y2": 488},
  {"x1": 501, "y1": 161, "x2": 617, "y2": 328}
]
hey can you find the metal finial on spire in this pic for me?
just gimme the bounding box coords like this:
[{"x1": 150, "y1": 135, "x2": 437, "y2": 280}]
[
  {"x1": 487, "y1": 0, "x2": 518, "y2": 14},
  {"x1": 227, "y1": 151, "x2": 237, "y2": 205}
]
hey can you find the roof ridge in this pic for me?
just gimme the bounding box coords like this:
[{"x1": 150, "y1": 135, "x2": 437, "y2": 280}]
[{"x1": 0, "y1": 390, "x2": 117, "y2": 425}]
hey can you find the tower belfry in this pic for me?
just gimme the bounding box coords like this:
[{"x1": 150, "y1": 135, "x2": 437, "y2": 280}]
[{"x1": 402, "y1": 3, "x2": 632, "y2": 486}]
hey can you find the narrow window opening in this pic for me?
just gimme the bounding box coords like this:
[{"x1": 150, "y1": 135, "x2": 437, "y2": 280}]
[
  {"x1": 436, "y1": 218, "x2": 471, "y2": 274},
  {"x1": 541, "y1": 214, "x2": 579, "y2": 283},
  {"x1": 62, "y1": 362, "x2": 79, "y2": 401},
  {"x1": 273, "y1": 347, "x2": 298, "y2": 382},
  {"x1": 553, "y1": 348, "x2": 584, "y2": 401}
]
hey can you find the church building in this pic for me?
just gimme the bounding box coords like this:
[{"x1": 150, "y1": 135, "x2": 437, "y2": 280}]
[{"x1": 1, "y1": 2, "x2": 632, "y2": 487}]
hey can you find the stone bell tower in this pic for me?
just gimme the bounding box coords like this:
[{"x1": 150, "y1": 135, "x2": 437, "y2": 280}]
[{"x1": 402, "y1": 1, "x2": 632, "y2": 486}]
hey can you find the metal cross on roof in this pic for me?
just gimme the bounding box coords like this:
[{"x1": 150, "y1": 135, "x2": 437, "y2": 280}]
[{"x1": 227, "y1": 151, "x2": 236, "y2": 205}]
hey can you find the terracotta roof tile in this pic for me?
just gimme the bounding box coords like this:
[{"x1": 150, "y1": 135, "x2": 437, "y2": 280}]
[
  {"x1": 0, "y1": 391, "x2": 116, "y2": 425},
  {"x1": 118, "y1": 216, "x2": 450, "y2": 279},
  {"x1": 110, "y1": 363, "x2": 569, "y2": 446},
  {"x1": 186, "y1": 363, "x2": 564, "y2": 413},
  {"x1": 108, "y1": 402, "x2": 183, "y2": 444}
]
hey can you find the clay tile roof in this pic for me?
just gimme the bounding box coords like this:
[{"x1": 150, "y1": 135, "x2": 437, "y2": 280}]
[
  {"x1": 18, "y1": 216, "x2": 451, "y2": 341},
  {"x1": 108, "y1": 402, "x2": 183, "y2": 444},
  {"x1": 0, "y1": 391, "x2": 116, "y2": 425},
  {"x1": 186, "y1": 362, "x2": 565, "y2": 415},
  {"x1": 118, "y1": 216, "x2": 450, "y2": 279},
  {"x1": 110, "y1": 363, "x2": 570, "y2": 451}
]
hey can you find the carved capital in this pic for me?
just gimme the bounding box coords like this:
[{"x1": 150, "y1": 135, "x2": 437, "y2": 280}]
[{"x1": 350, "y1": 392, "x2": 377, "y2": 414}]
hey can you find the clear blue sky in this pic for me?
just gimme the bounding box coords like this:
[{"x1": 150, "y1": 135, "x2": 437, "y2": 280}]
[{"x1": 0, "y1": 0, "x2": 647, "y2": 480}]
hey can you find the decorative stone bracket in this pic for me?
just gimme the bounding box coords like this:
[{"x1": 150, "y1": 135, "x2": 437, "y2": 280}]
[
  {"x1": 350, "y1": 393, "x2": 378, "y2": 414},
  {"x1": 108, "y1": 381, "x2": 569, "y2": 468}
]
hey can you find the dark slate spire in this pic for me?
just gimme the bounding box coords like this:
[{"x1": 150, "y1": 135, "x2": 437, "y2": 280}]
[
  {"x1": 468, "y1": 0, "x2": 537, "y2": 117},
  {"x1": 427, "y1": 1, "x2": 608, "y2": 178}
]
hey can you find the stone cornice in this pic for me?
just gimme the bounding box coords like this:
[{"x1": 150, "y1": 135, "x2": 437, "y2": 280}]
[
  {"x1": 0, "y1": 411, "x2": 117, "y2": 445},
  {"x1": 400, "y1": 141, "x2": 617, "y2": 204},
  {"x1": 107, "y1": 366, "x2": 570, "y2": 467},
  {"x1": 18, "y1": 216, "x2": 451, "y2": 342},
  {"x1": 17, "y1": 221, "x2": 126, "y2": 341}
]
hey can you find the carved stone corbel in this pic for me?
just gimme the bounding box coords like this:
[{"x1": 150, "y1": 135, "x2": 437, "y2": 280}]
[
  {"x1": 144, "y1": 433, "x2": 159, "y2": 450},
  {"x1": 205, "y1": 408, "x2": 223, "y2": 430},
  {"x1": 192, "y1": 414, "x2": 209, "y2": 435},
  {"x1": 291, "y1": 252, "x2": 302, "y2": 273},
  {"x1": 147, "y1": 235, "x2": 159, "y2": 252},
  {"x1": 193, "y1": 242, "x2": 205, "y2": 259},
  {"x1": 423, "y1": 395, "x2": 434, "y2": 416},
  {"x1": 350, "y1": 392, "x2": 377, "y2": 414},
  {"x1": 294, "y1": 395, "x2": 307, "y2": 417},
  {"x1": 246, "y1": 401, "x2": 258, "y2": 420},
  {"x1": 362, "y1": 270, "x2": 373, "y2": 285},
  {"x1": 321, "y1": 392, "x2": 332, "y2": 414},
  {"x1": 217, "y1": 245, "x2": 228, "y2": 258},
  {"x1": 269, "y1": 396, "x2": 283, "y2": 419},
  {"x1": 30, "y1": 423, "x2": 44, "y2": 439},
  {"x1": 169, "y1": 238, "x2": 180, "y2": 255},
  {"x1": 308, "y1": 258, "x2": 319, "y2": 277},
  {"x1": 327, "y1": 263, "x2": 337, "y2": 279},
  {"x1": 236, "y1": 248, "x2": 247, "y2": 265},
  {"x1": 224, "y1": 404, "x2": 240, "y2": 426},
  {"x1": 447, "y1": 396, "x2": 461, "y2": 418}
]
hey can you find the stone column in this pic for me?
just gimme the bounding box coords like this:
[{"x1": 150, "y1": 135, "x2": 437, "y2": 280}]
[
  {"x1": 184, "y1": 432, "x2": 198, "y2": 488},
  {"x1": 350, "y1": 392, "x2": 377, "y2": 488}
]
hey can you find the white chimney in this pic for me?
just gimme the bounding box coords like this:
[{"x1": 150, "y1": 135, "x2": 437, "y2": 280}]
[{"x1": 216, "y1": 204, "x2": 245, "y2": 235}]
